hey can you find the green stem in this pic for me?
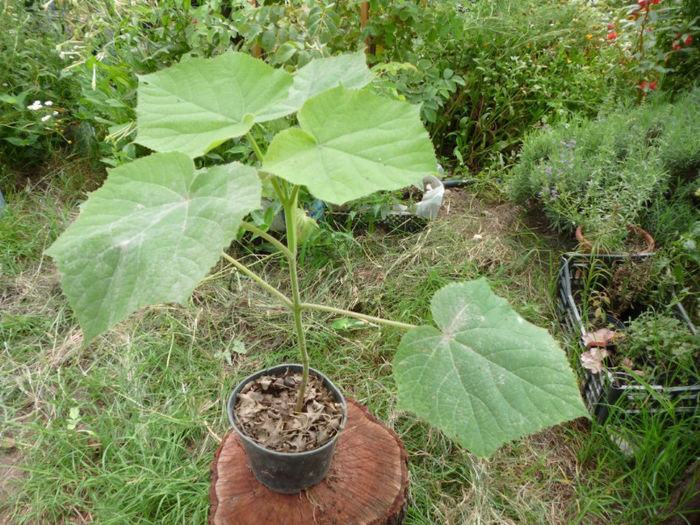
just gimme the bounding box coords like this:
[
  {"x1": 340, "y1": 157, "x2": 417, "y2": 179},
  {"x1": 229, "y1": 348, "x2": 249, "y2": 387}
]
[
  {"x1": 271, "y1": 177, "x2": 290, "y2": 205},
  {"x1": 221, "y1": 252, "x2": 293, "y2": 309},
  {"x1": 280, "y1": 186, "x2": 310, "y2": 413},
  {"x1": 300, "y1": 303, "x2": 416, "y2": 330},
  {"x1": 246, "y1": 131, "x2": 265, "y2": 163},
  {"x1": 246, "y1": 131, "x2": 307, "y2": 408},
  {"x1": 240, "y1": 222, "x2": 294, "y2": 260}
]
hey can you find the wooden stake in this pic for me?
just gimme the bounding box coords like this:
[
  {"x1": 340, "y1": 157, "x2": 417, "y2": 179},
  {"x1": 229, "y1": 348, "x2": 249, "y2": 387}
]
[{"x1": 361, "y1": 1, "x2": 369, "y2": 28}]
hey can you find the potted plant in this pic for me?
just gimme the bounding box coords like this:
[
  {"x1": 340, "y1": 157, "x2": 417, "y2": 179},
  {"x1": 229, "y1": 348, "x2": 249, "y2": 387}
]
[
  {"x1": 46, "y1": 51, "x2": 587, "y2": 493},
  {"x1": 614, "y1": 310, "x2": 699, "y2": 385},
  {"x1": 558, "y1": 252, "x2": 699, "y2": 422},
  {"x1": 505, "y1": 99, "x2": 687, "y2": 255},
  {"x1": 575, "y1": 224, "x2": 655, "y2": 255}
]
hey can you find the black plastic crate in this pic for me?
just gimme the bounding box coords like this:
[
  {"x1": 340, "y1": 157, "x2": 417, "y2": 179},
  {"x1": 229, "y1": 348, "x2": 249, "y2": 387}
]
[{"x1": 557, "y1": 252, "x2": 700, "y2": 422}]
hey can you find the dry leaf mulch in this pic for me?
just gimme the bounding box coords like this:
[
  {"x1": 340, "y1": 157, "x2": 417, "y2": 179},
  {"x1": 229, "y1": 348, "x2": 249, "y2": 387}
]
[{"x1": 234, "y1": 369, "x2": 344, "y2": 453}]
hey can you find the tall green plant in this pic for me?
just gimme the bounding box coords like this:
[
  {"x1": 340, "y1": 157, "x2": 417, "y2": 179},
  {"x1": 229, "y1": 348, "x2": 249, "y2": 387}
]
[
  {"x1": 0, "y1": 0, "x2": 79, "y2": 167},
  {"x1": 47, "y1": 51, "x2": 587, "y2": 457},
  {"x1": 364, "y1": 0, "x2": 628, "y2": 169},
  {"x1": 507, "y1": 92, "x2": 700, "y2": 251}
]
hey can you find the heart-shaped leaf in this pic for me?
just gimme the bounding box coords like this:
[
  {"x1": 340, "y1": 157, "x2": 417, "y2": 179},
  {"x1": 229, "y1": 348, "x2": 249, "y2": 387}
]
[
  {"x1": 263, "y1": 51, "x2": 374, "y2": 120},
  {"x1": 262, "y1": 86, "x2": 436, "y2": 205},
  {"x1": 47, "y1": 152, "x2": 261, "y2": 340},
  {"x1": 394, "y1": 279, "x2": 588, "y2": 457},
  {"x1": 135, "y1": 51, "x2": 293, "y2": 158}
]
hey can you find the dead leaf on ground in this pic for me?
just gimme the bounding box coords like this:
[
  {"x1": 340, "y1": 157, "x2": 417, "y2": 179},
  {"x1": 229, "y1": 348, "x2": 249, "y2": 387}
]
[
  {"x1": 581, "y1": 347, "x2": 609, "y2": 374},
  {"x1": 582, "y1": 328, "x2": 622, "y2": 348}
]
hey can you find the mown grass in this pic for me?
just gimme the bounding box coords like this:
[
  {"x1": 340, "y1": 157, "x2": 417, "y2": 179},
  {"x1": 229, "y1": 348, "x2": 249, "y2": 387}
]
[{"x1": 1, "y1": 165, "x2": 698, "y2": 523}]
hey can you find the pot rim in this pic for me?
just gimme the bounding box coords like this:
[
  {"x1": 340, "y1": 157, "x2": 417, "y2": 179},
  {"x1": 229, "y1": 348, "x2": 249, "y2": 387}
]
[
  {"x1": 575, "y1": 224, "x2": 655, "y2": 255},
  {"x1": 227, "y1": 363, "x2": 348, "y2": 457}
]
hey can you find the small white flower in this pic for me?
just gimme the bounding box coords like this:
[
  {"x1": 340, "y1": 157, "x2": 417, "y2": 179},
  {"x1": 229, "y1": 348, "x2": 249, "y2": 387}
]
[
  {"x1": 27, "y1": 100, "x2": 43, "y2": 110},
  {"x1": 44, "y1": 100, "x2": 53, "y2": 106},
  {"x1": 41, "y1": 114, "x2": 51, "y2": 122},
  {"x1": 473, "y1": 233, "x2": 483, "y2": 240},
  {"x1": 53, "y1": 111, "x2": 59, "y2": 116}
]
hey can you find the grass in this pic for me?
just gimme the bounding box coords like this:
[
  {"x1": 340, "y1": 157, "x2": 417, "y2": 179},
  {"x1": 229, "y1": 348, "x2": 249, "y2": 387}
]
[{"x1": 1, "y1": 164, "x2": 698, "y2": 523}]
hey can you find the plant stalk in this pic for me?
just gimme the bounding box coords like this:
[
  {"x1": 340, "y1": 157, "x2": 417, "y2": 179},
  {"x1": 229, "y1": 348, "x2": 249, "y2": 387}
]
[
  {"x1": 301, "y1": 303, "x2": 416, "y2": 330},
  {"x1": 279, "y1": 185, "x2": 311, "y2": 412},
  {"x1": 246, "y1": 131, "x2": 309, "y2": 411},
  {"x1": 221, "y1": 252, "x2": 293, "y2": 309},
  {"x1": 246, "y1": 131, "x2": 265, "y2": 163},
  {"x1": 240, "y1": 222, "x2": 294, "y2": 260}
]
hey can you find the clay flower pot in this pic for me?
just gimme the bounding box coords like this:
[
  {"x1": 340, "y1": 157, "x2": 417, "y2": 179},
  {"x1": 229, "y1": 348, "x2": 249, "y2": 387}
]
[{"x1": 575, "y1": 225, "x2": 655, "y2": 254}]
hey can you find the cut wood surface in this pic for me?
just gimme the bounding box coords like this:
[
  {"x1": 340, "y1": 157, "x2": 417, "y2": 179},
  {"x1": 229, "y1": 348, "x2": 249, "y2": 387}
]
[{"x1": 210, "y1": 398, "x2": 408, "y2": 525}]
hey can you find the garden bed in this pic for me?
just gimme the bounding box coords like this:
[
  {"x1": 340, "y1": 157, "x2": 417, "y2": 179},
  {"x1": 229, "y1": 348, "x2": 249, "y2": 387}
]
[{"x1": 557, "y1": 253, "x2": 700, "y2": 423}]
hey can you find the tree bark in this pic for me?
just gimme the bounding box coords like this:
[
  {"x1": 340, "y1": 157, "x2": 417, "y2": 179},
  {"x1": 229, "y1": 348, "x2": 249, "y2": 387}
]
[{"x1": 210, "y1": 399, "x2": 409, "y2": 525}]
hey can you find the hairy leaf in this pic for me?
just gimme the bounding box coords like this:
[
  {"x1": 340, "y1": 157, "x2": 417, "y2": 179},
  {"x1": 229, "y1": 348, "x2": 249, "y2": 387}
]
[
  {"x1": 263, "y1": 51, "x2": 374, "y2": 120},
  {"x1": 47, "y1": 152, "x2": 261, "y2": 340},
  {"x1": 394, "y1": 279, "x2": 588, "y2": 457},
  {"x1": 262, "y1": 86, "x2": 436, "y2": 205},
  {"x1": 135, "y1": 51, "x2": 293, "y2": 157}
]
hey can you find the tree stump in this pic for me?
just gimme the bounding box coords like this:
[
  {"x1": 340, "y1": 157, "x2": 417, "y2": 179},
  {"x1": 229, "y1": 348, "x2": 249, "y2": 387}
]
[{"x1": 210, "y1": 399, "x2": 409, "y2": 525}]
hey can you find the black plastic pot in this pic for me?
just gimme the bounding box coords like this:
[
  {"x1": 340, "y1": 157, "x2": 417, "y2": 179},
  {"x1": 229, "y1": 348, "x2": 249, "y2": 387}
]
[{"x1": 227, "y1": 364, "x2": 347, "y2": 494}]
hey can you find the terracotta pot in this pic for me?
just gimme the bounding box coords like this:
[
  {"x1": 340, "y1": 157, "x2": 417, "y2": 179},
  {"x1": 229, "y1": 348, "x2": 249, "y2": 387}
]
[{"x1": 575, "y1": 225, "x2": 655, "y2": 254}]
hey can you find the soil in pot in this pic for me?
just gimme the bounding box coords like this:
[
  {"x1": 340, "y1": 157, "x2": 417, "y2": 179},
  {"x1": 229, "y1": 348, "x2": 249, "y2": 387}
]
[{"x1": 233, "y1": 368, "x2": 344, "y2": 453}]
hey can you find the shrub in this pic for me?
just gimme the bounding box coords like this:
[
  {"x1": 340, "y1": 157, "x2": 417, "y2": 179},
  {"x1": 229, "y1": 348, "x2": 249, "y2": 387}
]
[
  {"x1": 618, "y1": 310, "x2": 698, "y2": 383},
  {"x1": 40, "y1": 1, "x2": 365, "y2": 167},
  {"x1": 603, "y1": 0, "x2": 699, "y2": 96},
  {"x1": 364, "y1": 0, "x2": 630, "y2": 170},
  {"x1": 656, "y1": 88, "x2": 700, "y2": 176},
  {"x1": 507, "y1": 89, "x2": 700, "y2": 251},
  {"x1": 0, "y1": 1, "x2": 80, "y2": 169}
]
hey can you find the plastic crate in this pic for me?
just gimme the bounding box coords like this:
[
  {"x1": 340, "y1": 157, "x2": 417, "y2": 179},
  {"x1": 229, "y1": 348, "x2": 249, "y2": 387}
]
[{"x1": 557, "y1": 252, "x2": 700, "y2": 422}]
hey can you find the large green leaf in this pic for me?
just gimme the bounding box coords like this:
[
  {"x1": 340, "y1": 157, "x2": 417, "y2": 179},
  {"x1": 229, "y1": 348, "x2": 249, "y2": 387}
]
[
  {"x1": 47, "y1": 153, "x2": 261, "y2": 341},
  {"x1": 135, "y1": 52, "x2": 293, "y2": 158},
  {"x1": 262, "y1": 51, "x2": 374, "y2": 120},
  {"x1": 262, "y1": 86, "x2": 436, "y2": 205},
  {"x1": 394, "y1": 279, "x2": 588, "y2": 457}
]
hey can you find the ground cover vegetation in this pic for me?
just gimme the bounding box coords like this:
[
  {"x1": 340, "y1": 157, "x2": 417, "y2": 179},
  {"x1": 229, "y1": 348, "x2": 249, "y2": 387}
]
[{"x1": 1, "y1": 0, "x2": 699, "y2": 523}]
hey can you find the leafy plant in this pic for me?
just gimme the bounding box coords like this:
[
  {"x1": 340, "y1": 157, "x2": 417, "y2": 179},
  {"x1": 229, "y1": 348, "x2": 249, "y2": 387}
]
[
  {"x1": 0, "y1": 0, "x2": 80, "y2": 168},
  {"x1": 617, "y1": 310, "x2": 698, "y2": 383},
  {"x1": 658, "y1": 220, "x2": 700, "y2": 324},
  {"x1": 46, "y1": 51, "x2": 586, "y2": 457},
  {"x1": 608, "y1": 257, "x2": 658, "y2": 314},
  {"x1": 364, "y1": 0, "x2": 629, "y2": 169},
  {"x1": 605, "y1": 0, "x2": 698, "y2": 96},
  {"x1": 508, "y1": 90, "x2": 700, "y2": 252}
]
